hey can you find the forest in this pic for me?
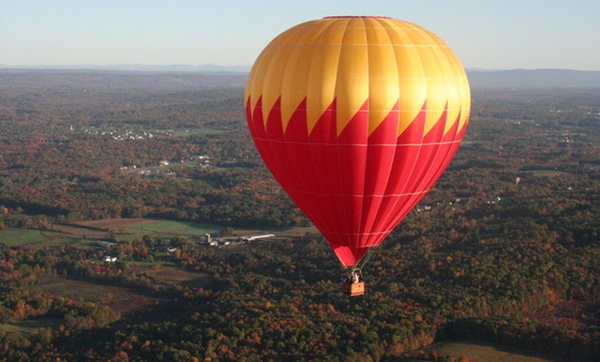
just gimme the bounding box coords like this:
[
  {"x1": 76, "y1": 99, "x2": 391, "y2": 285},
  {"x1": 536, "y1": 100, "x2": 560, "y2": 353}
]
[{"x1": 0, "y1": 71, "x2": 598, "y2": 361}]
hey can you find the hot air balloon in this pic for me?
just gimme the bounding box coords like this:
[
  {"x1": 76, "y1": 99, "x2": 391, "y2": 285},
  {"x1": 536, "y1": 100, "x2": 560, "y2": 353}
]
[{"x1": 245, "y1": 16, "x2": 470, "y2": 295}]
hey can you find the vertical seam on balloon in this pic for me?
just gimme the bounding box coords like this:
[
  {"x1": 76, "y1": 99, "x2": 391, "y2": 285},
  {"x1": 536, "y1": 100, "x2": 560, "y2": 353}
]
[
  {"x1": 278, "y1": 26, "x2": 314, "y2": 217},
  {"x1": 375, "y1": 20, "x2": 427, "y2": 239},
  {"x1": 418, "y1": 31, "x2": 450, "y2": 182},
  {"x1": 425, "y1": 50, "x2": 466, "y2": 180},
  {"x1": 245, "y1": 46, "x2": 261, "y2": 116},
  {"x1": 359, "y1": 18, "x2": 374, "y2": 248},
  {"x1": 422, "y1": 110, "x2": 463, "y2": 193},
  {"x1": 334, "y1": 17, "x2": 353, "y2": 260},
  {"x1": 265, "y1": 100, "x2": 292, "y2": 190},
  {"x1": 256, "y1": 27, "x2": 303, "y2": 203},
  {"x1": 323, "y1": 21, "x2": 346, "y2": 246},
  {"x1": 376, "y1": 27, "x2": 406, "y2": 248},
  {"x1": 451, "y1": 51, "x2": 471, "y2": 136},
  {"x1": 307, "y1": 19, "x2": 342, "y2": 254},
  {"x1": 256, "y1": 36, "x2": 280, "y2": 129},
  {"x1": 392, "y1": 32, "x2": 451, "y2": 235},
  {"x1": 360, "y1": 17, "x2": 398, "y2": 249},
  {"x1": 404, "y1": 24, "x2": 447, "y2": 205},
  {"x1": 305, "y1": 19, "x2": 338, "y2": 241},
  {"x1": 371, "y1": 17, "x2": 409, "y2": 246},
  {"x1": 354, "y1": 16, "x2": 369, "y2": 254}
]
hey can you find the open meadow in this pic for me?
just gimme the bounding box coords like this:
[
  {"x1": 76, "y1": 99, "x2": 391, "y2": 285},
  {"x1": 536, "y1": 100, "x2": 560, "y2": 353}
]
[
  {"x1": 415, "y1": 340, "x2": 565, "y2": 362},
  {"x1": 1, "y1": 218, "x2": 225, "y2": 246},
  {"x1": 30, "y1": 275, "x2": 162, "y2": 315},
  {"x1": 0, "y1": 229, "x2": 79, "y2": 248}
]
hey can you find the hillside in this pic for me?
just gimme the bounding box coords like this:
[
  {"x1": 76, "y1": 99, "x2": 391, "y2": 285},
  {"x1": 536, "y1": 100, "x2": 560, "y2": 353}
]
[
  {"x1": 0, "y1": 69, "x2": 248, "y2": 90},
  {"x1": 2, "y1": 67, "x2": 600, "y2": 90},
  {"x1": 467, "y1": 69, "x2": 600, "y2": 88}
]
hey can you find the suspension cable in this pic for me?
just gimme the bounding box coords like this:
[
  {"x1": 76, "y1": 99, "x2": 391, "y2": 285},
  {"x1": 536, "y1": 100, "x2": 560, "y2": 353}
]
[{"x1": 358, "y1": 246, "x2": 379, "y2": 269}]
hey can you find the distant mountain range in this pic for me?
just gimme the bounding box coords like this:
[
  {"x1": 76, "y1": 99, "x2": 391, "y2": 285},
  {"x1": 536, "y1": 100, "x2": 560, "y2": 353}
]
[
  {"x1": 466, "y1": 69, "x2": 600, "y2": 88},
  {"x1": 0, "y1": 63, "x2": 251, "y2": 73},
  {"x1": 1, "y1": 65, "x2": 600, "y2": 89}
]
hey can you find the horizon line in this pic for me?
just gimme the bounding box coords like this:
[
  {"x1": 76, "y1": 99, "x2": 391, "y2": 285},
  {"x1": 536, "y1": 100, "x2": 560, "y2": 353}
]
[{"x1": 1, "y1": 64, "x2": 599, "y2": 73}]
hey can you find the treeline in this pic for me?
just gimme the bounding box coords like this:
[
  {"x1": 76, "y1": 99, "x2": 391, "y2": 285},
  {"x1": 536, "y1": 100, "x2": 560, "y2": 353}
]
[
  {"x1": 0, "y1": 289, "x2": 120, "y2": 329},
  {"x1": 0, "y1": 216, "x2": 597, "y2": 360},
  {"x1": 437, "y1": 317, "x2": 599, "y2": 361}
]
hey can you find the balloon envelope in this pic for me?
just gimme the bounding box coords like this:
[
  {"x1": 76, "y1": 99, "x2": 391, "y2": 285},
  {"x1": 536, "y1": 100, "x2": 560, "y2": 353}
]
[{"x1": 245, "y1": 17, "x2": 470, "y2": 267}]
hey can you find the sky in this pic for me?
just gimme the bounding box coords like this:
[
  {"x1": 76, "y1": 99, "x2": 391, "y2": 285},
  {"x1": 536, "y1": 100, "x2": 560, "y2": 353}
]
[{"x1": 1, "y1": 0, "x2": 599, "y2": 71}]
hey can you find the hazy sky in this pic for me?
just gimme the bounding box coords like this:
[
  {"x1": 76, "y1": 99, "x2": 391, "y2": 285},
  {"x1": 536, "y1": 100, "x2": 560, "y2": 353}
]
[{"x1": 1, "y1": 0, "x2": 599, "y2": 70}]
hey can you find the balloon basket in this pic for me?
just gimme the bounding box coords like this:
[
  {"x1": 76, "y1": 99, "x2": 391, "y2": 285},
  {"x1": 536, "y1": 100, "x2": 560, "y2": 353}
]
[
  {"x1": 342, "y1": 267, "x2": 365, "y2": 296},
  {"x1": 343, "y1": 281, "x2": 365, "y2": 296}
]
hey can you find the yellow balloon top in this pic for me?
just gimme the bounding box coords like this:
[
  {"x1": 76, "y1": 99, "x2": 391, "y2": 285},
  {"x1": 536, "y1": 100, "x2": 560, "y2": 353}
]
[{"x1": 246, "y1": 16, "x2": 470, "y2": 139}]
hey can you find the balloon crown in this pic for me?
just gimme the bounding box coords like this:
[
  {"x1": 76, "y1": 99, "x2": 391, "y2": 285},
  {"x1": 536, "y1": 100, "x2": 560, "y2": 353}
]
[{"x1": 323, "y1": 16, "x2": 391, "y2": 19}]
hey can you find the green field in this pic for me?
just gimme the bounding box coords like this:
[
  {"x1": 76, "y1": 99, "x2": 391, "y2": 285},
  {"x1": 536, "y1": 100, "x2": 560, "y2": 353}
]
[
  {"x1": 0, "y1": 219, "x2": 224, "y2": 246},
  {"x1": 124, "y1": 220, "x2": 223, "y2": 240},
  {"x1": 0, "y1": 229, "x2": 79, "y2": 248},
  {"x1": 524, "y1": 169, "x2": 568, "y2": 178},
  {"x1": 416, "y1": 341, "x2": 563, "y2": 362},
  {"x1": 0, "y1": 318, "x2": 63, "y2": 333},
  {"x1": 171, "y1": 128, "x2": 229, "y2": 137},
  {"x1": 30, "y1": 275, "x2": 163, "y2": 314}
]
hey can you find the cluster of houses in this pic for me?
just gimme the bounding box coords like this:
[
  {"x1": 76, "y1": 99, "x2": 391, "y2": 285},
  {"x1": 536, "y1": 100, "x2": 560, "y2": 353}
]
[
  {"x1": 77, "y1": 126, "x2": 174, "y2": 141},
  {"x1": 96, "y1": 232, "x2": 276, "y2": 262},
  {"x1": 96, "y1": 242, "x2": 119, "y2": 262},
  {"x1": 414, "y1": 195, "x2": 514, "y2": 212},
  {"x1": 487, "y1": 196, "x2": 503, "y2": 205},
  {"x1": 200, "y1": 233, "x2": 275, "y2": 248},
  {"x1": 416, "y1": 198, "x2": 464, "y2": 213},
  {"x1": 119, "y1": 155, "x2": 211, "y2": 176}
]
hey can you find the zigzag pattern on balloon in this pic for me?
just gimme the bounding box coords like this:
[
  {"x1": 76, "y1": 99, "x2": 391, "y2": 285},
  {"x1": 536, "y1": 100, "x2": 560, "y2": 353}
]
[{"x1": 245, "y1": 16, "x2": 470, "y2": 267}]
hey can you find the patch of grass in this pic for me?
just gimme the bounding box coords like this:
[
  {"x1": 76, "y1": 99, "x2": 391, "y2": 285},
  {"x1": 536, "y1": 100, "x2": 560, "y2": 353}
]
[
  {"x1": 0, "y1": 229, "x2": 45, "y2": 243},
  {"x1": 0, "y1": 318, "x2": 63, "y2": 333},
  {"x1": 172, "y1": 128, "x2": 228, "y2": 137},
  {"x1": 217, "y1": 161, "x2": 254, "y2": 169},
  {"x1": 522, "y1": 169, "x2": 567, "y2": 178},
  {"x1": 418, "y1": 340, "x2": 564, "y2": 362},
  {"x1": 144, "y1": 265, "x2": 212, "y2": 289},
  {"x1": 125, "y1": 220, "x2": 222, "y2": 240},
  {"x1": 0, "y1": 229, "x2": 77, "y2": 248},
  {"x1": 30, "y1": 276, "x2": 161, "y2": 314},
  {"x1": 0, "y1": 219, "x2": 299, "y2": 247},
  {"x1": 0, "y1": 323, "x2": 29, "y2": 333},
  {"x1": 59, "y1": 219, "x2": 225, "y2": 242}
]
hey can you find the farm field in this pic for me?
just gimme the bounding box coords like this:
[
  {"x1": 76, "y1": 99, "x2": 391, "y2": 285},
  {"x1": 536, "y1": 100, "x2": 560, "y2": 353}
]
[
  {"x1": 0, "y1": 318, "x2": 62, "y2": 333},
  {"x1": 417, "y1": 340, "x2": 565, "y2": 362},
  {"x1": 1, "y1": 218, "x2": 226, "y2": 245},
  {"x1": 30, "y1": 275, "x2": 163, "y2": 314},
  {"x1": 144, "y1": 265, "x2": 212, "y2": 289},
  {"x1": 0, "y1": 229, "x2": 79, "y2": 248},
  {"x1": 522, "y1": 169, "x2": 568, "y2": 178},
  {"x1": 0, "y1": 218, "x2": 316, "y2": 253},
  {"x1": 121, "y1": 219, "x2": 223, "y2": 240},
  {"x1": 52, "y1": 218, "x2": 314, "y2": 243},
  {"x1": 171, "y1": 128, "x2": 229, "y2": 137}
]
